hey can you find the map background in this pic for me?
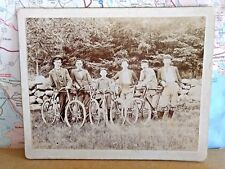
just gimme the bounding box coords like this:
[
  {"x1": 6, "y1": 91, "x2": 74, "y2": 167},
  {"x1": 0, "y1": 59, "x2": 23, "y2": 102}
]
[{"x1": 0, "y1": 0, "x2": 224, "y2": 148}]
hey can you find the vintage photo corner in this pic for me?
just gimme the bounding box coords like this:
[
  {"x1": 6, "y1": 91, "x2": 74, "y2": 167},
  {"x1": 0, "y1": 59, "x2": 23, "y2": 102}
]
[{"x1": 17, "y1": 8, "x2": 214, "y2": 160}]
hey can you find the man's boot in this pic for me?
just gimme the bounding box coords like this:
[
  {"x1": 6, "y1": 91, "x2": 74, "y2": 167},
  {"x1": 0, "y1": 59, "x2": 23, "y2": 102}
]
[
  {"x1": 157, "y1": 111, "x2": 164, "y2": 119},
  {"x1": 168, "y1": 109, "x2": 174, "y2": 118},
  {"x1": 60, "y1": 112, "x2": 65, "y2": 122},
  {"x1": 107, "y1": 109, "x2": 111, "y2": 121},
  {"x1": 151, "y1": 109, "x2": 158, "y2": 120}
]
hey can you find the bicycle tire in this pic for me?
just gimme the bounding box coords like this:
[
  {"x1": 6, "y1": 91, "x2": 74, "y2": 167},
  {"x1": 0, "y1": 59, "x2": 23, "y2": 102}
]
[
  {"x1": 89, "y1": 99, "x2": 100, "y2": 126},
  {"x1": 65, "y1": 99, "x2": 86, "y2": 128},
  {"x1": 133, "y1": 98, "x2": 152, "y2": 125},
  {"x1": 125, "y1": 98, "x2": 140, "y2": 125},
  {"x1": 110, "y1": 99, "x2": 126, "y2": 126},
  {"x1": 41, "y1": 99, "x2": 56, "y2": 125}
]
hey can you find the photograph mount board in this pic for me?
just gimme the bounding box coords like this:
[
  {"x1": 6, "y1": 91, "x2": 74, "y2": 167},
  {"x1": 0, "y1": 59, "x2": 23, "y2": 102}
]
[{"x1": 17, "y1": 7, "x2": 215, "y2": 160}]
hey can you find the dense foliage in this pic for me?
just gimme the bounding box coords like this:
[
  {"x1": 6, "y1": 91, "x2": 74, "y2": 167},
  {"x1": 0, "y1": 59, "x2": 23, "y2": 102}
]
[{"x1": 26, "y1": 17, "x2": 205, "y2": 79}]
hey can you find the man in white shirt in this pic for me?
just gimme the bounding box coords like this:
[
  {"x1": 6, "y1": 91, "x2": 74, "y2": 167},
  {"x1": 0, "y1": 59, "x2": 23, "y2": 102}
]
[
  {"x1": 138, "y1": 60, "x2": 159, "y2": 118},
  {"x1": 157, "y1": 54, "x2": 181, "y2": 119},
  {"x1": 112, "y1": 59, "x2": 138, "y2": 101}
]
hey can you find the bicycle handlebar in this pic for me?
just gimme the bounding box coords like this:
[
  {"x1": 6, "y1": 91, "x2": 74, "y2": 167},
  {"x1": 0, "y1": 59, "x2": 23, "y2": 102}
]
[
  {"x1": 52, "y1": 87, "x2": 71, "y2": 93},
  {"x1": 133, "y1": 85, "x2": 163, "y2": 91},
  {"x1": 96, "y1": 90, "x2": 112, "y2": 95}
]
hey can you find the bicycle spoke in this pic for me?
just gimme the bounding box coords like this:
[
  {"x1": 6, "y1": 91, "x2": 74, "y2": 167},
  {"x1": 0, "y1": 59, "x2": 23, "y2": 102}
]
[
  {"x1": 41, "y1": 100, "x2": 56, "y2": 125},
  {"x1": 126, "y1": 100, "x2": 139, "y2": 125},
  {"x1": 65, "y1": 100, "x2": 86, "y2": 128},
  {"x1": 110, "y1": 101, "x2": 125, "y2": 126},
  {"x1": 89, "y1": 99, "x2": 100, "y2": 125},
  {"x1": 140, "y1": 100, "x2": 152, "y2": 124}
]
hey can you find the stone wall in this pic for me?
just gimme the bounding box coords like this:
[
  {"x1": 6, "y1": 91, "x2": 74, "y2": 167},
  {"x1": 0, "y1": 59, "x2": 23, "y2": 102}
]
[
  {"x1": 178, "y1": 79, "x2": 201, "y2": 106},
  {"x1": 28, "y1": 78, "x2": 202, "y2": 111},
  {"x1": 29, "y1": 83, "x2": 53, "y2": 111}
]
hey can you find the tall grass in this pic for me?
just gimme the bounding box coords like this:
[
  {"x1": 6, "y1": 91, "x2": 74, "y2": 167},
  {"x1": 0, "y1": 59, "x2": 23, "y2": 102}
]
[{"x1": 32, "y1": 101, "x2": 199, "y2": 151}]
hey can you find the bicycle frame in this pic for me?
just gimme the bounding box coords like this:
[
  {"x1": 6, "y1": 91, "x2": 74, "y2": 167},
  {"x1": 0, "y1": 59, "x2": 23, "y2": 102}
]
[
  {"x1": 75, "y1": 86, "x2": 93, "y2": 107},
  {"x1": 42, "y1": 87, "x2": 71, "y2": 124},
  {"x1": 97, "y1": 90, "x2": 112, "y2": 122},
  {"x1": 132, "y1": 85, "x2": 162, "y2": 110},
  {"x1": 50, "y1": 88, "x2": 70, "y2": 111}
]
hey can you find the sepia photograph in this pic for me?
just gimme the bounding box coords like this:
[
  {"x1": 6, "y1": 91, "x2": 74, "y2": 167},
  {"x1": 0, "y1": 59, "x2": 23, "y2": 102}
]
[{"x1": 18, "y1": 8, "x2": 214, "y2": 160}]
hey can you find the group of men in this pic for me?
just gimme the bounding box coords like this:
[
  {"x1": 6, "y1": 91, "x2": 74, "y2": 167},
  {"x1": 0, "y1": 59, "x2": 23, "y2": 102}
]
[{"x1": 48, "y1": 54, "x2": 181, "y2": 121}]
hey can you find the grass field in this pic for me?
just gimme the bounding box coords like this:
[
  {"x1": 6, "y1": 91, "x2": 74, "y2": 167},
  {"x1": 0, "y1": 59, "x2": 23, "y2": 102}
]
[{"x1": 31, "y1": 101, "x2": 200, "y2": 151}]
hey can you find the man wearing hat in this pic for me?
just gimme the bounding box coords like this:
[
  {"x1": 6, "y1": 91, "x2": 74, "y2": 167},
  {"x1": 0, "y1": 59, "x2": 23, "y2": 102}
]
[
  {"x1": 157, "y1": 54, "x2": 181, "y2": 119},
  {"x1": 49, "y1": 55, "x2": 72, "y2": 121},
  {"x1": 112, "y1": 59, "x2": 138, "y2": 100}
]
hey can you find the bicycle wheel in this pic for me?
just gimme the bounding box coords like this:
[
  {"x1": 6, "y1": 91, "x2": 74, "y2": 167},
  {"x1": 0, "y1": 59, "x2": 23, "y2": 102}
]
[
  {"x1": 110, "y1": 99, "x2": 126, "y2": 126},
  {"x1": 134, "y1": 98, "x2": 152, "y2": 124},
  {"x1": 125, "y1": 98, "x2": 140, "y2": 125},
  {"x1": 89, "y1": 99, "x2": 100, "y2": 125},
  {"x1": 65, "y1": 100, "x2": 86, "y2": 128},
  {"x1": 41, "y1": 99, "x2": 56, "y2": 125}
]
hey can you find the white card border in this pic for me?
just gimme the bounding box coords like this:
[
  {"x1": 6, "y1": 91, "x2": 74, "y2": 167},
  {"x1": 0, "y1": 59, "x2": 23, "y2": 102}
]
[{"x1": 17, "y1": 7, "x2": 215, "y2": 161}]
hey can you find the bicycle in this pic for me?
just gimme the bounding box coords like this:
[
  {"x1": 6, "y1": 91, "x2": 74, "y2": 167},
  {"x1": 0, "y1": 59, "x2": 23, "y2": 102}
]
[
  {"x1": 125, "y1": 85, "x2": 162, "y2": 125},
  {"x1": 109, "y1": 84, "x2": 141, "y2": 126},
  {"x1": 41, "y1": 87, "x2": 66, "y2": 125},
  {"x1": 88, "y1": 87, "x2": 101, "y2": 126},
  {"x1": 64, "y1": 85, "x2": 100, "y2": 127},
  {"x1": 109, "y1": 90, "x2": 126, "y2": 126},
  {"x1": 64, "y1": 87, "x2": 87, "y2": 128},
  {"x1": 41, "y1": 87, "x2": 86, "y2": 128},
  {"x1": 94, "y1": 90, "x2": 113, "y2": 126}
]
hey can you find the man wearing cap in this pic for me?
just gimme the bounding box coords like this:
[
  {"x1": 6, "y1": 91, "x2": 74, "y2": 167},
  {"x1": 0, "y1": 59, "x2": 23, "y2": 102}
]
[
  {"x1": 112, "y1": 59, "x2": 138, "y2": 100},
  {"x1": 70, "y1": 59, "x2": 92, "y2": 104},
  {"x1": 138, "y1": 60, "x2": 159, "y2": 118},
  {"x1": 49, "y1": 55, "x2": 72, "y2": 120},
  {"x1": 95, "y1": 68, "x2": 112, "y2": 120},
  {"x1": 157, "y1": 54, "x2": 181, "y2": 119}
]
